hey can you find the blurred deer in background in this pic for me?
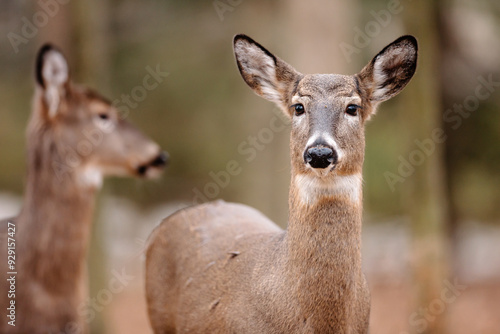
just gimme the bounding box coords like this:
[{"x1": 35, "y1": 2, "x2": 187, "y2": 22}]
[
  {"x1": 0, "y1": 44, "x2": 168, "y2": 333},
  {"x1": 146, "y1": 34, "x2": 417, "y2": 333}
]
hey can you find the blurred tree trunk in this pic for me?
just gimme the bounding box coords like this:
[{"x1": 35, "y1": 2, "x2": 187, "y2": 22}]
[
  {"x1": 403, "y1": 1, "x2": 450, "y2": 334},
  {"x1": 438, "y1": 18, "x2": 461, "y2": 280},
  {"x1": 437, "y1": 1, "x2": 466, "y2": 276},
  {"x1": 71, "y1": 0, "x2": 112, "y2": 91},
  {"x1": 37, "y1": 1, "x2": 74, "y2": 59}
]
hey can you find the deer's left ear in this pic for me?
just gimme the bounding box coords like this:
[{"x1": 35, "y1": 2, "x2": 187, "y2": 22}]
[
  {"x1": 357, "y1": 35, "x2": 417, "y2": 103},
  {"x1": 234, "y1": 34, "x2": 302, "y2": 117},
  {"x1": 35, "y1": 44, "x2": 69, "y2": 118}
]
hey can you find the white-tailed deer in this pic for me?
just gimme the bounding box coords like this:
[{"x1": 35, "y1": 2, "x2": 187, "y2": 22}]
[
  {"x1": 0, "y1": 44, "x2": 167, "y2": 333},
  {"x1": 146, "y1": 35, "x2": 417, "y2": 333}
]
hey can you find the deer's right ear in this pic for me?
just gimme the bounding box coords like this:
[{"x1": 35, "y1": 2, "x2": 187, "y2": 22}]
[
  {"x1": 35, "y1": 44, "x2": 69, "y2": 118},
  {"x1": 357, "y1": 35, "x2": 417, "y2": 104},
  {"x1": 234, "y1": 34, "x2": 301, "y2": 115}
]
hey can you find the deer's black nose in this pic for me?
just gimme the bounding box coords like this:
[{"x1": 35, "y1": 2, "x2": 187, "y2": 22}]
[
  {"x1": 137, "y1": 151, "x2": 169, "y2": 176},
  {"x1": 304, "y1": 146, "x2": 337, "y2": 169},
  {"x1": 151, "y1": 151, "x2": 169, "y2": 167}
]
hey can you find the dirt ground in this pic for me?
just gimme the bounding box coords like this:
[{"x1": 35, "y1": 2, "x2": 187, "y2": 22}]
[
  {"x1": 369, "y1": 281, "x2": 500, "y2": 334},
  {"x1": 108, "y1": 278, "x2": 500, "y2": 334}
]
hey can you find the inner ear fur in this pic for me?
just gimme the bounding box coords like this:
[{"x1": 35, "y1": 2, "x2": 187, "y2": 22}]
[
  {"x1": 36, "y1": 44, "x2": 69, "y2": 89},
  {"x1": 35, "y1": 43, "x2": 70, "y2": 118},
  {"x1": 233, "y1": 34, "x2": 301, "y2": 114},
  {"x1": 357, "y1": 35, "x2": 418, "y2": 103}
]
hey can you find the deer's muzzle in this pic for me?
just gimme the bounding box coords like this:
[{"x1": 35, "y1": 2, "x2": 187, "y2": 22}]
[
  {"x1": 304, "y1": 146, "x2": 337, "y2": 169},
  {"x1": 138, "y1": 151, "x2": 169, "y2": 176}
]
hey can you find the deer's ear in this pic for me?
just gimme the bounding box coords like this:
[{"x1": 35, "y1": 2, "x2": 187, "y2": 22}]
[
  {"x1": 35, "y1": 44, "x2": 69, "y2": 118},
  {"x1": 234, "y1": 34, "x2": 301, "y2": 115},
  {"x1": 357, "y1": 35, "x2": 417, "y2": 103}
]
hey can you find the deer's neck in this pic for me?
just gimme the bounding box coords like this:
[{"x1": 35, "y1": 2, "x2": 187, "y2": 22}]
[
  {"x1": 18, "y1": 124, "x2": 98, "y2": 294},
  {"x1": 284, "y1": 173, "x2": 363, "y2": 329}
]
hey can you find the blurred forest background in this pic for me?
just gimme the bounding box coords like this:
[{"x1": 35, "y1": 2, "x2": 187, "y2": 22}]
[{"x1": 0, "y1": 0, "x2": 499, "y2": 333}]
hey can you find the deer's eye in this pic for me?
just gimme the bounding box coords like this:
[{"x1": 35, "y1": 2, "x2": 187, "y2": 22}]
[
  {"x1": 345, "y1": 104, "x2": 360, "y2": 116},
  {"x1": 98, "y1": 113, "x2": 109, "y2": 120},
  {"x1": 294, "y1": 104, "x2": 305, "y2": 116}
]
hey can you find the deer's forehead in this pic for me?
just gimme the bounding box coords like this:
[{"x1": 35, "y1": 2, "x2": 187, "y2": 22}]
[
  {"x1": 295, "y1": 74, "x2": 358, "y2": 99},
  {"x1": 70, "y1": 87, "x2": 114, "y2": 114},
  {"x1": 88, "y1": 100, "x2": 111, "y2": 113}
]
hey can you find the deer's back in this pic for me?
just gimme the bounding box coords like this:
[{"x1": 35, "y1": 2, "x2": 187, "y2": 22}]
[{"x1": 146, "y1": 200, "x2": 284, "y2": 333}]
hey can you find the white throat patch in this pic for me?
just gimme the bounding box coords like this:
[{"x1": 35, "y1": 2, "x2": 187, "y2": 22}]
[
  {"x1": 294, "y1": 173, "x2": 362, "y2": 205},
  {"x1": 79, "y1": 166, "x2": 103, "y2": 189}
]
